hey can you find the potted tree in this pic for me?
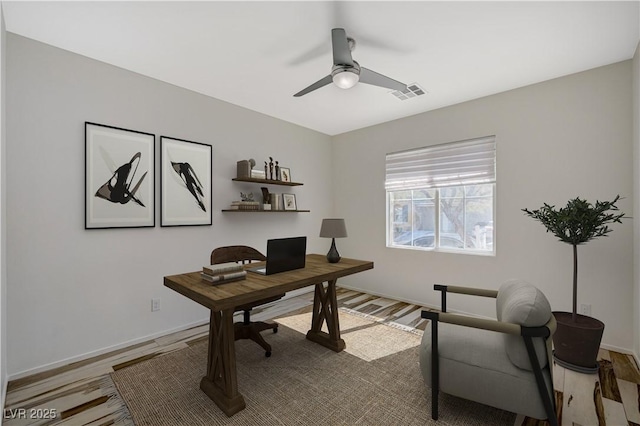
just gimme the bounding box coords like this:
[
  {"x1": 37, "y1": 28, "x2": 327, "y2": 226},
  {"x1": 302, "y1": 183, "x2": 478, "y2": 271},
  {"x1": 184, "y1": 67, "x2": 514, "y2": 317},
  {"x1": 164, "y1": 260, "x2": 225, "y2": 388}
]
[{"x1": 523, "y1": 196, "x2": 625, "y2": 373}]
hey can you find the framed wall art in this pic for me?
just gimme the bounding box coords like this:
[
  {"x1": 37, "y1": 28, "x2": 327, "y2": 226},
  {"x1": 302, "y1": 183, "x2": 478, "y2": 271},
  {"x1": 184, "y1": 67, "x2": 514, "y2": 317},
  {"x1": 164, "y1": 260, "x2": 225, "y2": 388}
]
[
  {"x1": 283, "y1": 193, "x2": 297, "y2": 211},
  {"x1": 280, "y1": 167, "x2": 291, "y2": 183},
  {"x1": 85, "y1": 122, "x2": 155, "y2": 229},
  {"x1": 161, "y1": 136, "x2": 212, "y2": 226}
]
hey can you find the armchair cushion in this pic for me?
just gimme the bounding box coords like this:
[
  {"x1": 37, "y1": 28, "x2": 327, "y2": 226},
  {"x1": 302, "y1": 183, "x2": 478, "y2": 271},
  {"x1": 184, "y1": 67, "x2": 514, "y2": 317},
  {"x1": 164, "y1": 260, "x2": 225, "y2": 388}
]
[
  {"x1": 420, "y1": 322, "x2": 553, "y2": 420},
  {"x1": 497, "y1": 280, "x2": 552, "y2": 370}
]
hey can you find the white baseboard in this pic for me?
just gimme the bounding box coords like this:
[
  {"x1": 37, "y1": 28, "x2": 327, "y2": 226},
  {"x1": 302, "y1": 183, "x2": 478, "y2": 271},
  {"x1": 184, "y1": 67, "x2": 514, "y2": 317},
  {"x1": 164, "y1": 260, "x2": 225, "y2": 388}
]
[{"x1": 7, "y1": 318, "x2": 209, "y2": 381}]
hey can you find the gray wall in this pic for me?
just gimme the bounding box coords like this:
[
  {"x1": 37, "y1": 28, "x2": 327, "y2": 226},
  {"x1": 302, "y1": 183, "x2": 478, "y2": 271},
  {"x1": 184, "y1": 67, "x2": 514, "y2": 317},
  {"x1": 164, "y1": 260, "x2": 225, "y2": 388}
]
[
  {"x1": 634, "y1": 41, "x2": 640, "y2": 358},
  {"x1": 6, "y1": 34, "x2": 333, "y2": 377},
  {"x1": 332, "y1": 61, "x2": 634, "y2": 352},
  {"x1": 1, "y1": 5, "x2": 7, "y2": 408}
]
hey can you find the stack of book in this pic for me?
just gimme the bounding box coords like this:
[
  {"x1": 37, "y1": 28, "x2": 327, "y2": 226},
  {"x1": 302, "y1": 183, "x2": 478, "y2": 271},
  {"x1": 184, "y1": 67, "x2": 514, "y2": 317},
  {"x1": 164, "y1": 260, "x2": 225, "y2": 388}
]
[
  {"x1": 229, "y1": 200, "x2": 260, "y2": 210},
  {"x1": 250, "y1": 169, "x2": 266, "y2": 179},
  {"x1": 201, "y1": 262, "x2": 247, "y2": 285}
]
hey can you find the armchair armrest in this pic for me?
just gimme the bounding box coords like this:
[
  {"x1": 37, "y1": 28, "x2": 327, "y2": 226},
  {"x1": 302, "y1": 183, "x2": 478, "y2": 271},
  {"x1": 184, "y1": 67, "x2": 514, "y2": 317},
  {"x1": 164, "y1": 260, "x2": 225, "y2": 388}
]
[
  {"x1": 422, "y1": 310, "x2": 521, "y2": 335},
  {"x1": 434, "y1": 284, "x2": 498, "y2": 313},
  {"x1": 421, "y1": 310, "x2": 554, "y2": 338}
]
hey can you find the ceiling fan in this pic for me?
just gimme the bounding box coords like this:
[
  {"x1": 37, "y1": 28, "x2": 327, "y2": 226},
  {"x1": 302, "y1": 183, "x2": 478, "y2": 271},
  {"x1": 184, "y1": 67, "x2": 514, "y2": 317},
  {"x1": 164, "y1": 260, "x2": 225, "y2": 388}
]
[{"x1": 293, "y1": 28, "x2": 407, "y2": 97}]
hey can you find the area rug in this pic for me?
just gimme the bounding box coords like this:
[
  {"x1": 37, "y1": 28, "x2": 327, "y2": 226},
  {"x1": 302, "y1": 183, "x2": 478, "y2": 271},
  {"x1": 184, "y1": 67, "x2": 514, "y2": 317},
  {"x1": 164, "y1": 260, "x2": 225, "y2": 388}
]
[{"x1": 111, "y1": 309, "x2": 516, "y2": 425}]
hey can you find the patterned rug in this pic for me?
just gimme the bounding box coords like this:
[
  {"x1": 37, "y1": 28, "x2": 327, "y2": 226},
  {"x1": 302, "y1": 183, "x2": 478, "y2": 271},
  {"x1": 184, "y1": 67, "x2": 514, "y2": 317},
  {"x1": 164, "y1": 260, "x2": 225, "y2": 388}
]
[{"x1": 111, "y1": 309, "x2": 516, "y2": 425}]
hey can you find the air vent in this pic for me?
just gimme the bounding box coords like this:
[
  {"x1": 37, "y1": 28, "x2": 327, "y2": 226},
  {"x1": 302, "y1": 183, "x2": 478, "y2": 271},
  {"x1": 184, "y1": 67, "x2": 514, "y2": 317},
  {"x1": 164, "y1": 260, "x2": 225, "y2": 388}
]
[{"x1": 391, "y1": 83, "x2": 426, "y2": 100}]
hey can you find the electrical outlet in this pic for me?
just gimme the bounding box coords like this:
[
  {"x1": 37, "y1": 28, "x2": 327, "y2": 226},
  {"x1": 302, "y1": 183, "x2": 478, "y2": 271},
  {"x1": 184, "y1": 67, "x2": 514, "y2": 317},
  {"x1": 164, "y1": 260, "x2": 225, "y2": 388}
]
[
  {"x1": 151, "y1": 298, "x2": 161, "y2": 312},
  {"x1": 580, "y1": 303, "x2": 591, "y2": 316}
]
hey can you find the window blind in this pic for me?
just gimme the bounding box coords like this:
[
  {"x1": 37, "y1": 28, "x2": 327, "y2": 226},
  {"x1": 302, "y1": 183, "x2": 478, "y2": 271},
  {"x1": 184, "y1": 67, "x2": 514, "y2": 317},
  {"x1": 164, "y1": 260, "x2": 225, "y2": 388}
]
[{"x1": 385, "y1": 136, "x2": 496, "y2": 191}]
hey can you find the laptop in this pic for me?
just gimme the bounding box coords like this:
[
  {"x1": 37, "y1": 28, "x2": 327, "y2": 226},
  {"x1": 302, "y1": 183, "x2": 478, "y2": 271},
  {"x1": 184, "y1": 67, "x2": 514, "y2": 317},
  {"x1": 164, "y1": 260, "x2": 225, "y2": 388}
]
[{"x1": 248, "y1": 236, "x2": 307, "y2": 275}]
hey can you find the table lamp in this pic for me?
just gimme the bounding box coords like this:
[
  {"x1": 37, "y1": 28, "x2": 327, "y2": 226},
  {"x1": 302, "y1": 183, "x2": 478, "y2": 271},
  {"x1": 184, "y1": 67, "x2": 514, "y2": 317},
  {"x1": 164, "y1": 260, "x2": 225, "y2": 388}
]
[{"x1": 319, "y1": 218, "x2": 348, "y2": 263}]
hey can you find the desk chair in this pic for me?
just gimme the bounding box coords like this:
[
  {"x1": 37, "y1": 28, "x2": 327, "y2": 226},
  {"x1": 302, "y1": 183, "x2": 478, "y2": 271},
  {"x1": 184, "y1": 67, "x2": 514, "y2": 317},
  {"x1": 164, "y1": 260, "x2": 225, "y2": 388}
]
[{"x1": 211, "y1": 245, "x2": 284, "y2": 357}]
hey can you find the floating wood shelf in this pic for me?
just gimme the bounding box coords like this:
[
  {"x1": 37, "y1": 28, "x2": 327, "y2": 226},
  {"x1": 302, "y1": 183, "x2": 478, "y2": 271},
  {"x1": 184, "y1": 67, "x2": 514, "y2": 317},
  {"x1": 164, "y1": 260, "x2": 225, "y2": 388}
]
[
  {"x1": 221, "y1": 210, "x2": 310, "y2": 213},
  {"x1": 232, "y1": 177, "x2": 303, "y2": 186}
]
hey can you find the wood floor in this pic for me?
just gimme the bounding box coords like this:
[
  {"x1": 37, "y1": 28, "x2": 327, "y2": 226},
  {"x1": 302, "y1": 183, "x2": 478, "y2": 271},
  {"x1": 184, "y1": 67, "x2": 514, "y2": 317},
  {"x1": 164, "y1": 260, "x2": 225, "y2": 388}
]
[{"x1": 3, "y1": 287, "x2": 639, "y2": 425}]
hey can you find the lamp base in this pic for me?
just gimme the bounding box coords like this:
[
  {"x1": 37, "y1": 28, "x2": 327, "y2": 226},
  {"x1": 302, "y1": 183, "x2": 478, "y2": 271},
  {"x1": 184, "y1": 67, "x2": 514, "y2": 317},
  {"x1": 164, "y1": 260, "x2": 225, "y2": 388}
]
[{"x1": 326, "y1": 238, "x2": 341, "y2": 263}]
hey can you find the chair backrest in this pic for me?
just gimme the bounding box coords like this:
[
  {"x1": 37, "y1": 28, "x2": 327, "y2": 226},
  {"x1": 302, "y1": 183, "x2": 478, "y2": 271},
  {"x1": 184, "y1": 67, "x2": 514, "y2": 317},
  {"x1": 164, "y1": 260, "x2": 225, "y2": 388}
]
[
  {"x1": 496, "y1": 280, "x2": 553, "y2": 371},
  {"x1": 211, "y1": 245, "x2": 266, "y2": 265}
]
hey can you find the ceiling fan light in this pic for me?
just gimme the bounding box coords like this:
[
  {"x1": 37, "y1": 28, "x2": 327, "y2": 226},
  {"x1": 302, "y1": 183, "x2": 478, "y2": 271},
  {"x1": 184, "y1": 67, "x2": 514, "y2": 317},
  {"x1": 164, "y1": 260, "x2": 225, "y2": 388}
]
[{"x1": 332, "y1": 69, "x2": 359, "y2": 89}]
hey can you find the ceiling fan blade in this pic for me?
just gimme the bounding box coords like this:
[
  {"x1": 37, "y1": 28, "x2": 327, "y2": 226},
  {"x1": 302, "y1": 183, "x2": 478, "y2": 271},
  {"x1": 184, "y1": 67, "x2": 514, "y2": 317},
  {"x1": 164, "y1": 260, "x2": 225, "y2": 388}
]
[
  {"x1": 287, "y1": 41, "x2": 330, "y2": 66},
  {"x1": 331, "y1": 28, "x2": 353, "y2": 66},
  {"x1": 293, "y1": 75, "x2": 333, "y2": 97},
  {"x1": 359, "y1": 67, "x2": 407, "y2": 91}
]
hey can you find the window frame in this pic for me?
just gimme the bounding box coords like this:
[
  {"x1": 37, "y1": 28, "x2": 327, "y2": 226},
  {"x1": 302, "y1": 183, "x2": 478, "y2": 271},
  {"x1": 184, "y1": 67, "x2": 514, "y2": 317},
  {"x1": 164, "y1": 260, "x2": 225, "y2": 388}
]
[{"x1": 385, "y1": 136, "x2": 496, "y2": 256}]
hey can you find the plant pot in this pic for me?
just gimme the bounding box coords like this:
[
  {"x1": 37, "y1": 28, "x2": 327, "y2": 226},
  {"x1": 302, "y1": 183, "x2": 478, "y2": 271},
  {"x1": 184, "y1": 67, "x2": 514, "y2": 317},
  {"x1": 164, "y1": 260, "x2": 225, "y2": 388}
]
[{"x1": 552, "y1": 311, "x2": 604, "y2": 374}]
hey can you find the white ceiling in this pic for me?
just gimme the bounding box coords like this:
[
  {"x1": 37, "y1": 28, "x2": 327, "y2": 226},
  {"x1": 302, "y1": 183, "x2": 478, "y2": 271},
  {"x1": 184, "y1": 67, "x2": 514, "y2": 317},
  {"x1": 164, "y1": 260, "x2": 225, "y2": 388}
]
[{"x1": 3, "y1": 1, "x2": 639, "y2": 136}]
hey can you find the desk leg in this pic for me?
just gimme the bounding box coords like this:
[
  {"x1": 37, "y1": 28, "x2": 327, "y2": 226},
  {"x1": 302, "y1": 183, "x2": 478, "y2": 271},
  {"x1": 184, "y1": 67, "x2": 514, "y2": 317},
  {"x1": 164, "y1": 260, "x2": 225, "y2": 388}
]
[
  {"x1": 306, "y1": 279, "x2": 346, "y2": 352},
  {"x1": 200, "y1": 309, "x2": 246, "y2": 416}
]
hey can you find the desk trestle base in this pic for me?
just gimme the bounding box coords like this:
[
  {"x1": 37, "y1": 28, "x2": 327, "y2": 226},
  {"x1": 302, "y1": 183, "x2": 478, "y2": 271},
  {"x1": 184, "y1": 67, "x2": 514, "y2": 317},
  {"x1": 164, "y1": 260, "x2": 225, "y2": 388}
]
[
  {"x1": 305, "y1": 280, "x2": 346, "y2": 352},
  {"x1": 306, "y1": 330, "x2": 346, "y2": 352},
  {"x1": 201, "y1": 309, "x2": 246, "y2": 417}
]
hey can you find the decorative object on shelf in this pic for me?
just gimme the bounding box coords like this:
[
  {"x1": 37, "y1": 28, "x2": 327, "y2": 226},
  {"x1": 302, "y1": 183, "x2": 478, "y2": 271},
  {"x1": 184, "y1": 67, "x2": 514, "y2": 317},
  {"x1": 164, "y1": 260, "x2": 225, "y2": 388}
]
[
  {"x1": 260, "y1": 187, "x2": 272, "y2": 210},
  {"x1": 269, "y1": 157, "x2": 274, "y2": 180},
  {"x1": 280, "y1": 167, "x2": 291, "y2": 183},
  {"x1": 264, "y1": 161, "x2": 268, "y2": 178},
  {"x1": 237, "y1": 160, "x2": 250, "y2": 178},
  {"x1": 271, "y1": 193, "x2": 283, "y2": 210},
  {"x1": 241, "y1": 192, "x2": 254, "y2": 201},
  {"x1": 319, "y1": 218, "x2": 348, "y2": 263},
  {"x1": 160, "y1": 136, "x2": 212, "y2": 227},
  {"x1": 260, "y1": 187, "x2": 270, "y2": 204},
  {"x1": 523, "y1": 196, "x2": 625, "y2": 373},
  {"x1": 275, "y1": 161, "x2": 280, "y2": 180},
  {"x1": 283, "y1": 193, "x2": 297, "y2": 211},
  {"x1": 85, "y1": 122, "x2": 155, "y2": 229}
]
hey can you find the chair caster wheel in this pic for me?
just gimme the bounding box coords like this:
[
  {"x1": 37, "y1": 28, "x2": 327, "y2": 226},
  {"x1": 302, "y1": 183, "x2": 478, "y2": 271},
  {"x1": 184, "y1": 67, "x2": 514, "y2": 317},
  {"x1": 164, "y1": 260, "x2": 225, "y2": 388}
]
[
  {"x1": 265, "y1": 351, "x2": 271, "y2": 357},
  {"x1": 273, "y1": 327, "x2": 278, "y2": 334}
]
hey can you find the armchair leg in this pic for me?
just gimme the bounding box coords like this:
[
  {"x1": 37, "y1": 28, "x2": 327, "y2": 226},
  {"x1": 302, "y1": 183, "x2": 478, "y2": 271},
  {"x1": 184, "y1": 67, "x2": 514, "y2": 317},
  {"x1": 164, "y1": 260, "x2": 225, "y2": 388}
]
[
  {"x1": 431, "y1": 315, "x2": 439, "y2": 420},
  {"x1": 523, "y1": 335, "x2": 557, "y2": 426},
  {"x1": 422, "y1": 310, "x2": 440, "y2": 420}
]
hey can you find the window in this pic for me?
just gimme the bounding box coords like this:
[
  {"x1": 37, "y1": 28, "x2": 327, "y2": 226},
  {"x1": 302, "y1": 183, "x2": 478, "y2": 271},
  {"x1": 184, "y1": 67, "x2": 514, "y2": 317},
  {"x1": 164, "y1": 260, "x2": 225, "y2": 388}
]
[{"x1": 385, "y1": 136, "x2": 496, "y2": 254}]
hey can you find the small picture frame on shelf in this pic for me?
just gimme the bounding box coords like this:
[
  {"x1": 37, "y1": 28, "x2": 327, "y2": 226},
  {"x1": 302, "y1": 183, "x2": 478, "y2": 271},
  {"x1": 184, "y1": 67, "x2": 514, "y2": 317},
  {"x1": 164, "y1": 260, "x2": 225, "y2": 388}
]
[
  {"x1": 283, "y1": 193, "x2": 297, "y2": 211},
  {"x1": 280, "y1": 167, "x2": 291, "y2": 183}
]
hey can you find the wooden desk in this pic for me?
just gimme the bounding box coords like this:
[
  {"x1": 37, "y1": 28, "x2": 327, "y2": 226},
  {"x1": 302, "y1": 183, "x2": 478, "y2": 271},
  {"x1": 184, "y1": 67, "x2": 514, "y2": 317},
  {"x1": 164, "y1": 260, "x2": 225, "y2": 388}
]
[{"x1": 164, "y1": 254, "x2": 374, "y2": 416}]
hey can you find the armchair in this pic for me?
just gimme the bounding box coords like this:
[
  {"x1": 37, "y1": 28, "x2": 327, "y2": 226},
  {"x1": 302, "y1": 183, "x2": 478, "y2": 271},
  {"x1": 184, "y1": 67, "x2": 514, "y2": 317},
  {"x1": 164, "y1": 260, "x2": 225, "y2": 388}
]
[{"x1": 420, "y1": 280, "x2": 557, "y2": 425}]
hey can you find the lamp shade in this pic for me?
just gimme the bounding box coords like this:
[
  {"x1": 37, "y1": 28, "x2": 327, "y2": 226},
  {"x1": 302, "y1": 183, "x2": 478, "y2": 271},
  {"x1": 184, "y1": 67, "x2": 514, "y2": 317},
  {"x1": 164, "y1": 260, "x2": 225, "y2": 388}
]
[{"x1": 319, "y1": 219, "x2": 348, "y2": 238}]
